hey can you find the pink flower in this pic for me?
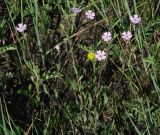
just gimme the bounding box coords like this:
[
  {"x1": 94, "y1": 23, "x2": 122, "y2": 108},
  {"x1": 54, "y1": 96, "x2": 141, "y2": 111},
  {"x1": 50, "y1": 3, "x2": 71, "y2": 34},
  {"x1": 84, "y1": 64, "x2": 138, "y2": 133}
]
[
  {"x1": 71, "y1": 7, "x2": 81, "y2": 14},
  {"x1": 102, "y1": 32, "x2": 112, "y2": 42},
  {"x1": 85, "y1": 10, "x2": 95, "y2": 20},
  {"x1": 16, "y1": 23, "x2": 27, "y2": 33},
  {"x1": 95, "y1": 50, "x2": 106, "y2": 61},
  {"x1": 129, "y1": 15, "x2": 141, "y2": 24},
  {"x1": 122, "y1": 31, "x2": 132, "y2": 41}
]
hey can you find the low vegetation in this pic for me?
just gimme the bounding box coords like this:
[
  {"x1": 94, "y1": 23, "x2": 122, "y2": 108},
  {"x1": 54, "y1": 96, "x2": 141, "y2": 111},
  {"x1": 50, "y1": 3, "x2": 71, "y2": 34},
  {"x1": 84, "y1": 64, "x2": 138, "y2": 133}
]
[{"x1": 0, "y1": 0, "x2": 160, "y2": 134}]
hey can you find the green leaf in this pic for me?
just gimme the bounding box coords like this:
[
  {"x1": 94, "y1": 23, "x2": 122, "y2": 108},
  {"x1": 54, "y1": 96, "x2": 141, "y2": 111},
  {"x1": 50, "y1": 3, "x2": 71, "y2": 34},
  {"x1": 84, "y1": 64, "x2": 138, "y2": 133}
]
[
  {"x1": 103, "y1": 92, "x2": 108, "y2": 105},
  {"x1": 0, "y1": 45, "x2": 16, "y2": 54}
]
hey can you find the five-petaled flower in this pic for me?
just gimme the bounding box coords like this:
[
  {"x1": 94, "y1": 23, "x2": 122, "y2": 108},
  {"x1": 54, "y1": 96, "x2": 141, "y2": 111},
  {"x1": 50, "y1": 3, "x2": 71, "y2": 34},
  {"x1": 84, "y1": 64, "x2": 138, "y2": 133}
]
[
  {"x1": 122, "y1": 31, "x2": 132, "y2": 41},
  {"x1": 95, "y1": 50, "x2": 106, "y2": 61},
  {"x1": 16, "y1": 23, "x2": 27, "y2": 33},
  {"x1": 71, "y1": 7, "x2": 81, "y2": 14},
  {"x1": 102, "y1": 32, "x2": 112, "y2": 42},
  {"x1": 129, "y1": 15, "x2": 141, "y2": 24},
  {"x1": 85, "y1": 10, "x2": 95, "y2": 20}
]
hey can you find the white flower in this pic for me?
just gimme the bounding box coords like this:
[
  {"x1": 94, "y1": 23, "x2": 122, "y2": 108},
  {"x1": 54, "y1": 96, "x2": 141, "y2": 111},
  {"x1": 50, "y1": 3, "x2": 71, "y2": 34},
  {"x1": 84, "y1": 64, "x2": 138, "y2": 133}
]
[
  {"x1": 102, "y1": 32, "x2": 112, "y2": 42},
  {"x1": 16, "y1": 23, "x2": 27, "y2": 33},
  {"x1": 54, "y1": 45, "x2": 60, "y2": 52},
  {"x1": 129, "y1": 15, "x2": 141, "y2": 24},
  {"x1": 85, "y1": 10, "x2": 95, "y2": 20},
  {"x1": 71, "y1": 7, "x2": 81, "y2": 14},
  {"x1": 122, "y1": 31, "x2": 132, "y2": 41},
  {"x1": 95, "y1": 50, "x2": 106, "y2": 61}
]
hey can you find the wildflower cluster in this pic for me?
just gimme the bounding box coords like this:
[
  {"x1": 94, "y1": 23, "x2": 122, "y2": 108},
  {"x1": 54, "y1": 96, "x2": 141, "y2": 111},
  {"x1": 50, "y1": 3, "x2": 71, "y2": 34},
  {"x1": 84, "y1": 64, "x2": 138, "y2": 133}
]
[
  {"x1": 15, "y1": 7, "x2": 141, "y2": 62},
  {"x1": 87, "y1": 50, "x2": 106, "y2": 61}
]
